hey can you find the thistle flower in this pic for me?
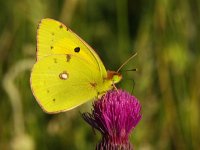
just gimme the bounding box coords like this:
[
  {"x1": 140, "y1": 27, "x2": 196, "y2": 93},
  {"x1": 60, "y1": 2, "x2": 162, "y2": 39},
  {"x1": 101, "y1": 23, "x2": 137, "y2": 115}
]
[{"x1": 82, "y1": 89, "x2": 142, "y2": 150}]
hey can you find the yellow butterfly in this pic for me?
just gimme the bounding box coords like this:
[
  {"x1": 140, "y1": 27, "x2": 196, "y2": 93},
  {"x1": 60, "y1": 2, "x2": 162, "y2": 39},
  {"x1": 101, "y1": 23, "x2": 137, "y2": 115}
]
[{"x1": 30, "y1": 18, "x2": 122, "y2": 114}]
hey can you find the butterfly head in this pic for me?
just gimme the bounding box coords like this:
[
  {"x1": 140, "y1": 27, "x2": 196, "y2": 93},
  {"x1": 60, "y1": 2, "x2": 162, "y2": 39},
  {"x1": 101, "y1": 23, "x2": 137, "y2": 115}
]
[{"x1": 107, "y1": 71, "x2": 122, "y2": 84}]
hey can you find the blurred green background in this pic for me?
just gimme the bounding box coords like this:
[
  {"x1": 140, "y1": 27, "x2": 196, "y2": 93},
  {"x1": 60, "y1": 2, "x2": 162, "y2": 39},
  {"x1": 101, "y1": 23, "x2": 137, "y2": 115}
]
[{"x1": 0, "y1": 0, "x2": 200, "y2": 149}]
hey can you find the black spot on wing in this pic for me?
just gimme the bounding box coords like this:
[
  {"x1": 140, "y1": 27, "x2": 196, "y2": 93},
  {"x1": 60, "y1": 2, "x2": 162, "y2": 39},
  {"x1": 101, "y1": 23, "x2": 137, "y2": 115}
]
[
  {"x1": 90, "y1": 82, "x2": 97, "y2": 88},
  {"x1": 66, "y1": 54, "x2": 71, "y2": 62},
  {"x1": 51, "y1": 33, "x2": 55, "y2": 42},
  {"x1": 59, "y1": 24, "x2": 63, "y2": 29},
  {"x1": 74, "y1": 47, "x2": 80, "y2": 53},
  {"x1": 50, "y1": 46, "x2": 54, "y2": 49},
  {"x1": 54, "y1": 58, "x2": 57, "y2": 63}
]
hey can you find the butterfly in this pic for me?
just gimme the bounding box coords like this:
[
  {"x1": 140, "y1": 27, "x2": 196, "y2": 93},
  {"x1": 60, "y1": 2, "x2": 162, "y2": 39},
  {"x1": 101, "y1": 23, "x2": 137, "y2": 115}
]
[{"x1": 30, "y1": 18, "x2": 123, "y2": 114}]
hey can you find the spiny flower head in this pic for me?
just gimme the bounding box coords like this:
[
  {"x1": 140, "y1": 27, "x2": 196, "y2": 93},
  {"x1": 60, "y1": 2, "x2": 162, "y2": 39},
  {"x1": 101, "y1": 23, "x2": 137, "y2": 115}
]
[{"x1": 82, "y1": 89, "x2": 142, "y2": 150}]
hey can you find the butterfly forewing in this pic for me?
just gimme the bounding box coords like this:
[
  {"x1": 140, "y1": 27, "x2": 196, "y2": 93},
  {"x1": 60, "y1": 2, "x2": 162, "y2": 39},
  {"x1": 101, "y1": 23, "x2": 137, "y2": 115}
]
[{"x1": 37, "y1": 18, "x2": 107, "y2": 78}]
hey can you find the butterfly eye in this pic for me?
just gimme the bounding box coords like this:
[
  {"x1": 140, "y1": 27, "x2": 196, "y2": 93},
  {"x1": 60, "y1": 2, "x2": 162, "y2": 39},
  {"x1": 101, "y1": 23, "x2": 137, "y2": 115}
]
[{"x1": 112, "y1": 74, "x2": 122, "y2": 84}]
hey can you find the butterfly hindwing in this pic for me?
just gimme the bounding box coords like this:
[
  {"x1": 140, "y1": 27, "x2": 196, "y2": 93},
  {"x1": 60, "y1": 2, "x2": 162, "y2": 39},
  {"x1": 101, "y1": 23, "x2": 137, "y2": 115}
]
[{"x1": 31, "y1": 54, "x2": 103, "y2": 113}]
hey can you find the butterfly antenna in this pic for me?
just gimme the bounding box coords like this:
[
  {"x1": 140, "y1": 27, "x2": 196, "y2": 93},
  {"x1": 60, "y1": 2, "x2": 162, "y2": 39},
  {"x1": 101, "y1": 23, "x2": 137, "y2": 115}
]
[
  {"x1": 125, "y1": 68, "x2": 138, "y2": 72},
  {"x1": 117, "y1": 52, "x2": 137, "y2": 73}
]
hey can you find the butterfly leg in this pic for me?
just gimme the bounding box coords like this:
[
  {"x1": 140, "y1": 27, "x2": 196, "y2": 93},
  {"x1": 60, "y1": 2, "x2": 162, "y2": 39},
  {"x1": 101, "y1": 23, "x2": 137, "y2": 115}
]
[{"x1": 112, "y1": 82, "x2": 119, "y2": 93}]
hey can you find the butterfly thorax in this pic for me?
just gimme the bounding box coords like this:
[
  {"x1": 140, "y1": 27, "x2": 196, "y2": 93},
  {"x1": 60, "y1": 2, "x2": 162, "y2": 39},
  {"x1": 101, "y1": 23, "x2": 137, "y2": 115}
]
[
  {"x1": 93, "y1": 71, "x2": 121, "y2": 98},
  {"x1": 94, "y1": 71, "x2": 122, "y2": 96}
]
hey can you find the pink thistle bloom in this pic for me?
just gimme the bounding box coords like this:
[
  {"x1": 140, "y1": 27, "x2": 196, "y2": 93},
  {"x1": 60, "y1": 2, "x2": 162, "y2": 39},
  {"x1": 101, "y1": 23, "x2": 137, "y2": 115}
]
[{"x1": 82, "y1": 89, "x2": 142, "y2": 150}]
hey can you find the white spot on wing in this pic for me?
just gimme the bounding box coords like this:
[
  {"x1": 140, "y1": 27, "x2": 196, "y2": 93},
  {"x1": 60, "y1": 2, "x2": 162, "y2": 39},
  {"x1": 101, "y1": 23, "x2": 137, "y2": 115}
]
[{"x1": 59, "y1": 71, "x2": 68, "y2": 80}]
